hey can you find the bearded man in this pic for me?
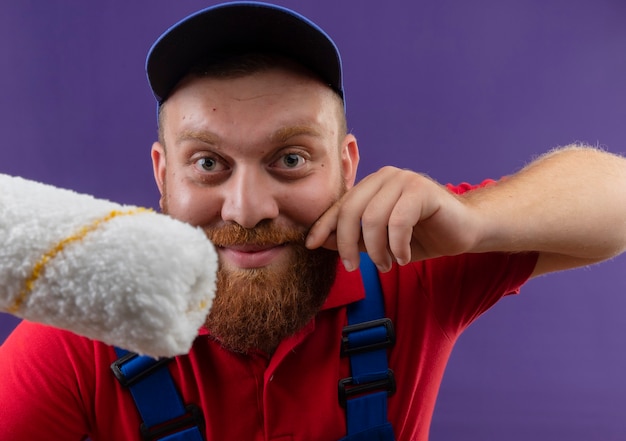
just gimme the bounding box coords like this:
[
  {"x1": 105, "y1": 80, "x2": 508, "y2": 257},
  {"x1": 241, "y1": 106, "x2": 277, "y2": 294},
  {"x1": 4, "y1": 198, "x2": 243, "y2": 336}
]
[{"x1": 2, "y1": 3, "x2": 626, "y2": 441}]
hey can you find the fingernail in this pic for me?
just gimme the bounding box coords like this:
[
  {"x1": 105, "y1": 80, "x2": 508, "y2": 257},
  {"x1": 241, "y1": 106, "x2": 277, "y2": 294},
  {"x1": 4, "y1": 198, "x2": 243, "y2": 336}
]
[
  {"x1": 305, "y1": 232, "x2": 317, "y2": 248},
  {"x1": 342, "y1": 259, "x2": 354, "y2": 272}
]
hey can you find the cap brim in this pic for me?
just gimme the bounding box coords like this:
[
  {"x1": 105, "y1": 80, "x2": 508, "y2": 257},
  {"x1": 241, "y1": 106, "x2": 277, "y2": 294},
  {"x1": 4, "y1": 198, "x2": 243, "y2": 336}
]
[{"x1": 146, "y1": 1, "x2": 343, "y2": 104}]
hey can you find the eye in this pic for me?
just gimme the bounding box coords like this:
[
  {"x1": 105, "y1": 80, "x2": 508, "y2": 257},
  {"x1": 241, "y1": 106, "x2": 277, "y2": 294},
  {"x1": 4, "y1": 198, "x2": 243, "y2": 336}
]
[
  {"x1": 278, "y1": 153, "x2": 306, "y2": 169},
  {"x1": 198, "y1": 157, "x2": 216, "y2": 171},
  {"x1": 194, "y1": 156, "x2": 225, "y2": 172}
]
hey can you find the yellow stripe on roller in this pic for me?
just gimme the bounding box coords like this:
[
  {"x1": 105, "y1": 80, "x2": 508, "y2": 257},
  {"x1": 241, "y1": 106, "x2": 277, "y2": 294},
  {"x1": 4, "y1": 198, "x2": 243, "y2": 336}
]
[{"x1": 8, "y1": 207, "x2": 151, "y2": 314}]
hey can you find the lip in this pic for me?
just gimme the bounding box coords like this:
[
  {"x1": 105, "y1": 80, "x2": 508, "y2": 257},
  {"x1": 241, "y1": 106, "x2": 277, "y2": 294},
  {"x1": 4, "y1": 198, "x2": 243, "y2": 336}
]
[{"x1": 219, "y1": 243, "x2": 288, "y2": 269}]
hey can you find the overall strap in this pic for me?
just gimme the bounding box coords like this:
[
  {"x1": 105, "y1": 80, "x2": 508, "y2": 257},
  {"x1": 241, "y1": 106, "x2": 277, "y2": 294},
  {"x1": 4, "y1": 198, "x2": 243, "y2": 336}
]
[
  {"x1": 339, "y1": 252, "x2": 396, "y2": 441},
  {"x1": 111, "y1": 348, "x2": 204, "y2": 441}
]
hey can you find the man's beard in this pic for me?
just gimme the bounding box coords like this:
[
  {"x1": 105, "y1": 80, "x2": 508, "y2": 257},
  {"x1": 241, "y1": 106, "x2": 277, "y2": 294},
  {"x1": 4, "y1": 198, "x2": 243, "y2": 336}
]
[
  {"x1": 203, "y1": 223, "x2": 338, "y2": 354},
  {"x1": 160, "y1": 187, "x2": 339, "y2": 354}
]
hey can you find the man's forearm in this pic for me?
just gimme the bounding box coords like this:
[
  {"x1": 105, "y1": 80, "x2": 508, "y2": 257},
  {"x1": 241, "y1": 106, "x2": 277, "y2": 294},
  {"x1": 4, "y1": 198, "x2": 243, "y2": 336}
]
[{"x1": 465, "y1": 144, "x2": 626, "y2": 273}]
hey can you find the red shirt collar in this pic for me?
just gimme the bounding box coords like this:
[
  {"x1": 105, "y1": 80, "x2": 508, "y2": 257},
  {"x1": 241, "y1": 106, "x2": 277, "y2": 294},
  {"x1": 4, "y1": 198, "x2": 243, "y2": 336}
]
[{"x1": 319, "y1": 261, "x2": 365, "y2": 310}]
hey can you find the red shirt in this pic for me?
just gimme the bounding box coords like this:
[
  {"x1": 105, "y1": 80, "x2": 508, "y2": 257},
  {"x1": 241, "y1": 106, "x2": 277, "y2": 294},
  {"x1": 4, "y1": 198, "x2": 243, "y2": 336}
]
[{"x1": 0, "y1": 249, "x2": 536, "y2": 441}]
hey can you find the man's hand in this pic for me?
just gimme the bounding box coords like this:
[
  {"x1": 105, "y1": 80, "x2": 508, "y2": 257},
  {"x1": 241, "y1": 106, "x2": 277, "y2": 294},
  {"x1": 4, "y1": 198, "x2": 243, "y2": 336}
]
[{"x1": 305, "y1": 166, "x2": 480, "y2": 272}]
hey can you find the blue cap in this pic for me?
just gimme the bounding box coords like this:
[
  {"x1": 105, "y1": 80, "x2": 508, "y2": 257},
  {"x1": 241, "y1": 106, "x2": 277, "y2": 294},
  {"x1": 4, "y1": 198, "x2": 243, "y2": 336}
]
[{"x1": 146, "y1": 2, "x2": 344, "y2": 105}]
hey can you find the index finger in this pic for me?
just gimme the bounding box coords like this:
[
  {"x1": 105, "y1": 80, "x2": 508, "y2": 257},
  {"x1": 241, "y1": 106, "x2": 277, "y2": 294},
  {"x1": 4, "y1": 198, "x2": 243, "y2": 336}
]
[
  {"x1": 305, "y1": 201, "x2": 340, "y2": 250},
  {"x1": 305, "y1": 198, "x2": 365, "y2": 272}
]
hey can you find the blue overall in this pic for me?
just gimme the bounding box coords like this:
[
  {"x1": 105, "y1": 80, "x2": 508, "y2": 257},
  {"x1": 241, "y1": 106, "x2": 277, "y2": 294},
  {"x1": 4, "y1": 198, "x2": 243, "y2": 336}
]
[{"x1": 111, "y1": 253, "x2": 396, "y2": 441}]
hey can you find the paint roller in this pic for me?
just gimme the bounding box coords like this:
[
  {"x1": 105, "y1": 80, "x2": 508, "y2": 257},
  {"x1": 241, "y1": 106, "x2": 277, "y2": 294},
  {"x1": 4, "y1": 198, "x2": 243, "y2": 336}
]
[{"x1": 0, "y1": 173, "x2": 218, "y2": 357}]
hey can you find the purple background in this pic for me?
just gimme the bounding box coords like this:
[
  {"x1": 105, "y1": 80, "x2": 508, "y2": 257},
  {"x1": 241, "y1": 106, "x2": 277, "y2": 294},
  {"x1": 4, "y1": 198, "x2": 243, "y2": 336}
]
[{"x1": 2, "y1": 1, "x2": 626, "y2": 439}]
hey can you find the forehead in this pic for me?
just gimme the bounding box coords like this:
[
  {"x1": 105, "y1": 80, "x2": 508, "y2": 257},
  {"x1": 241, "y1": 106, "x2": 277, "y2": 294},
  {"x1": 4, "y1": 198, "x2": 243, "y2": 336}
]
[{"x1": 160, "y1": 66, "x2": 344, "y2": 140}]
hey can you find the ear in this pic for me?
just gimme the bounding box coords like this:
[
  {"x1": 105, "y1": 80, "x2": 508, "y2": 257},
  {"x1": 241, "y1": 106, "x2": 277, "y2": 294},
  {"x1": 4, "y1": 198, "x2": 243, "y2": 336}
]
[
  {"x1": 340, "y1": 134, "x2": 360, "y2": 189},
  {"x1": 151, "y1": 141, "x2": 166, "y2": 195}
]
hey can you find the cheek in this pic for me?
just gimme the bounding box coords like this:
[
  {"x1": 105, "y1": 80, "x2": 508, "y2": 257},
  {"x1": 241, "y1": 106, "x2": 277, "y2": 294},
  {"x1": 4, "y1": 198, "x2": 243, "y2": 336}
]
[
  {"x1": 279, "y1": 177, "x2": 344, "y2": 228},
  {"x1": 163, "y1": 179, "x2": 221, "y2": 227}
]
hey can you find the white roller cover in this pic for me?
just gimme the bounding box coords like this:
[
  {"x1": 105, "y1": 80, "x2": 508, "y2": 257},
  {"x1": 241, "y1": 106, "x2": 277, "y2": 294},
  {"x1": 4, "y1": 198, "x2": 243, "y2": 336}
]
[{"x1": 0, "y1": 173, "x2": 217, "y2": 358}]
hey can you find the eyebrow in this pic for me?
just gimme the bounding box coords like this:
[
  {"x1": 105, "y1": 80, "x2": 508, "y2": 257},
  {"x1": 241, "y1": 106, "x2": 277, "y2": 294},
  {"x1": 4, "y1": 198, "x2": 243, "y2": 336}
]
[
  {"x1": 269, "y1": 125, "x2": 322, "y2": 143},
  {"x1": 176, "y1": 130, "x2": 221, "y2": 146},
  {"x1": 175, "y1": 125, "x2": 321, "y2": 148}
]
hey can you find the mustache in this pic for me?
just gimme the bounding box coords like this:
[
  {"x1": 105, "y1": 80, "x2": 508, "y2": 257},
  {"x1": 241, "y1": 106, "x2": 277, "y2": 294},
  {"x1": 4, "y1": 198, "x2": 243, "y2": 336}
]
[{"x1": 203, "y1": 222, "x2": 307, "y2": 247}]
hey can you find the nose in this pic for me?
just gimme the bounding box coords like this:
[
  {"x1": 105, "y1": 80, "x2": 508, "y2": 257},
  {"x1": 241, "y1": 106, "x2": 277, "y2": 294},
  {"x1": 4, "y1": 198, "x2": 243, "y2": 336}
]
[{"x1": 220, "y1": 167, "x2": 279, "y2": 229}]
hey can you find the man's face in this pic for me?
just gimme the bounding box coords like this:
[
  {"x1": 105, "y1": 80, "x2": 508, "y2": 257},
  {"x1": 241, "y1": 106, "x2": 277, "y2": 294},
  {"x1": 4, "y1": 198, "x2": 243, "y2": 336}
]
[{"x1": 151, "y1": 66, "x2": 359, "y2": 353}]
